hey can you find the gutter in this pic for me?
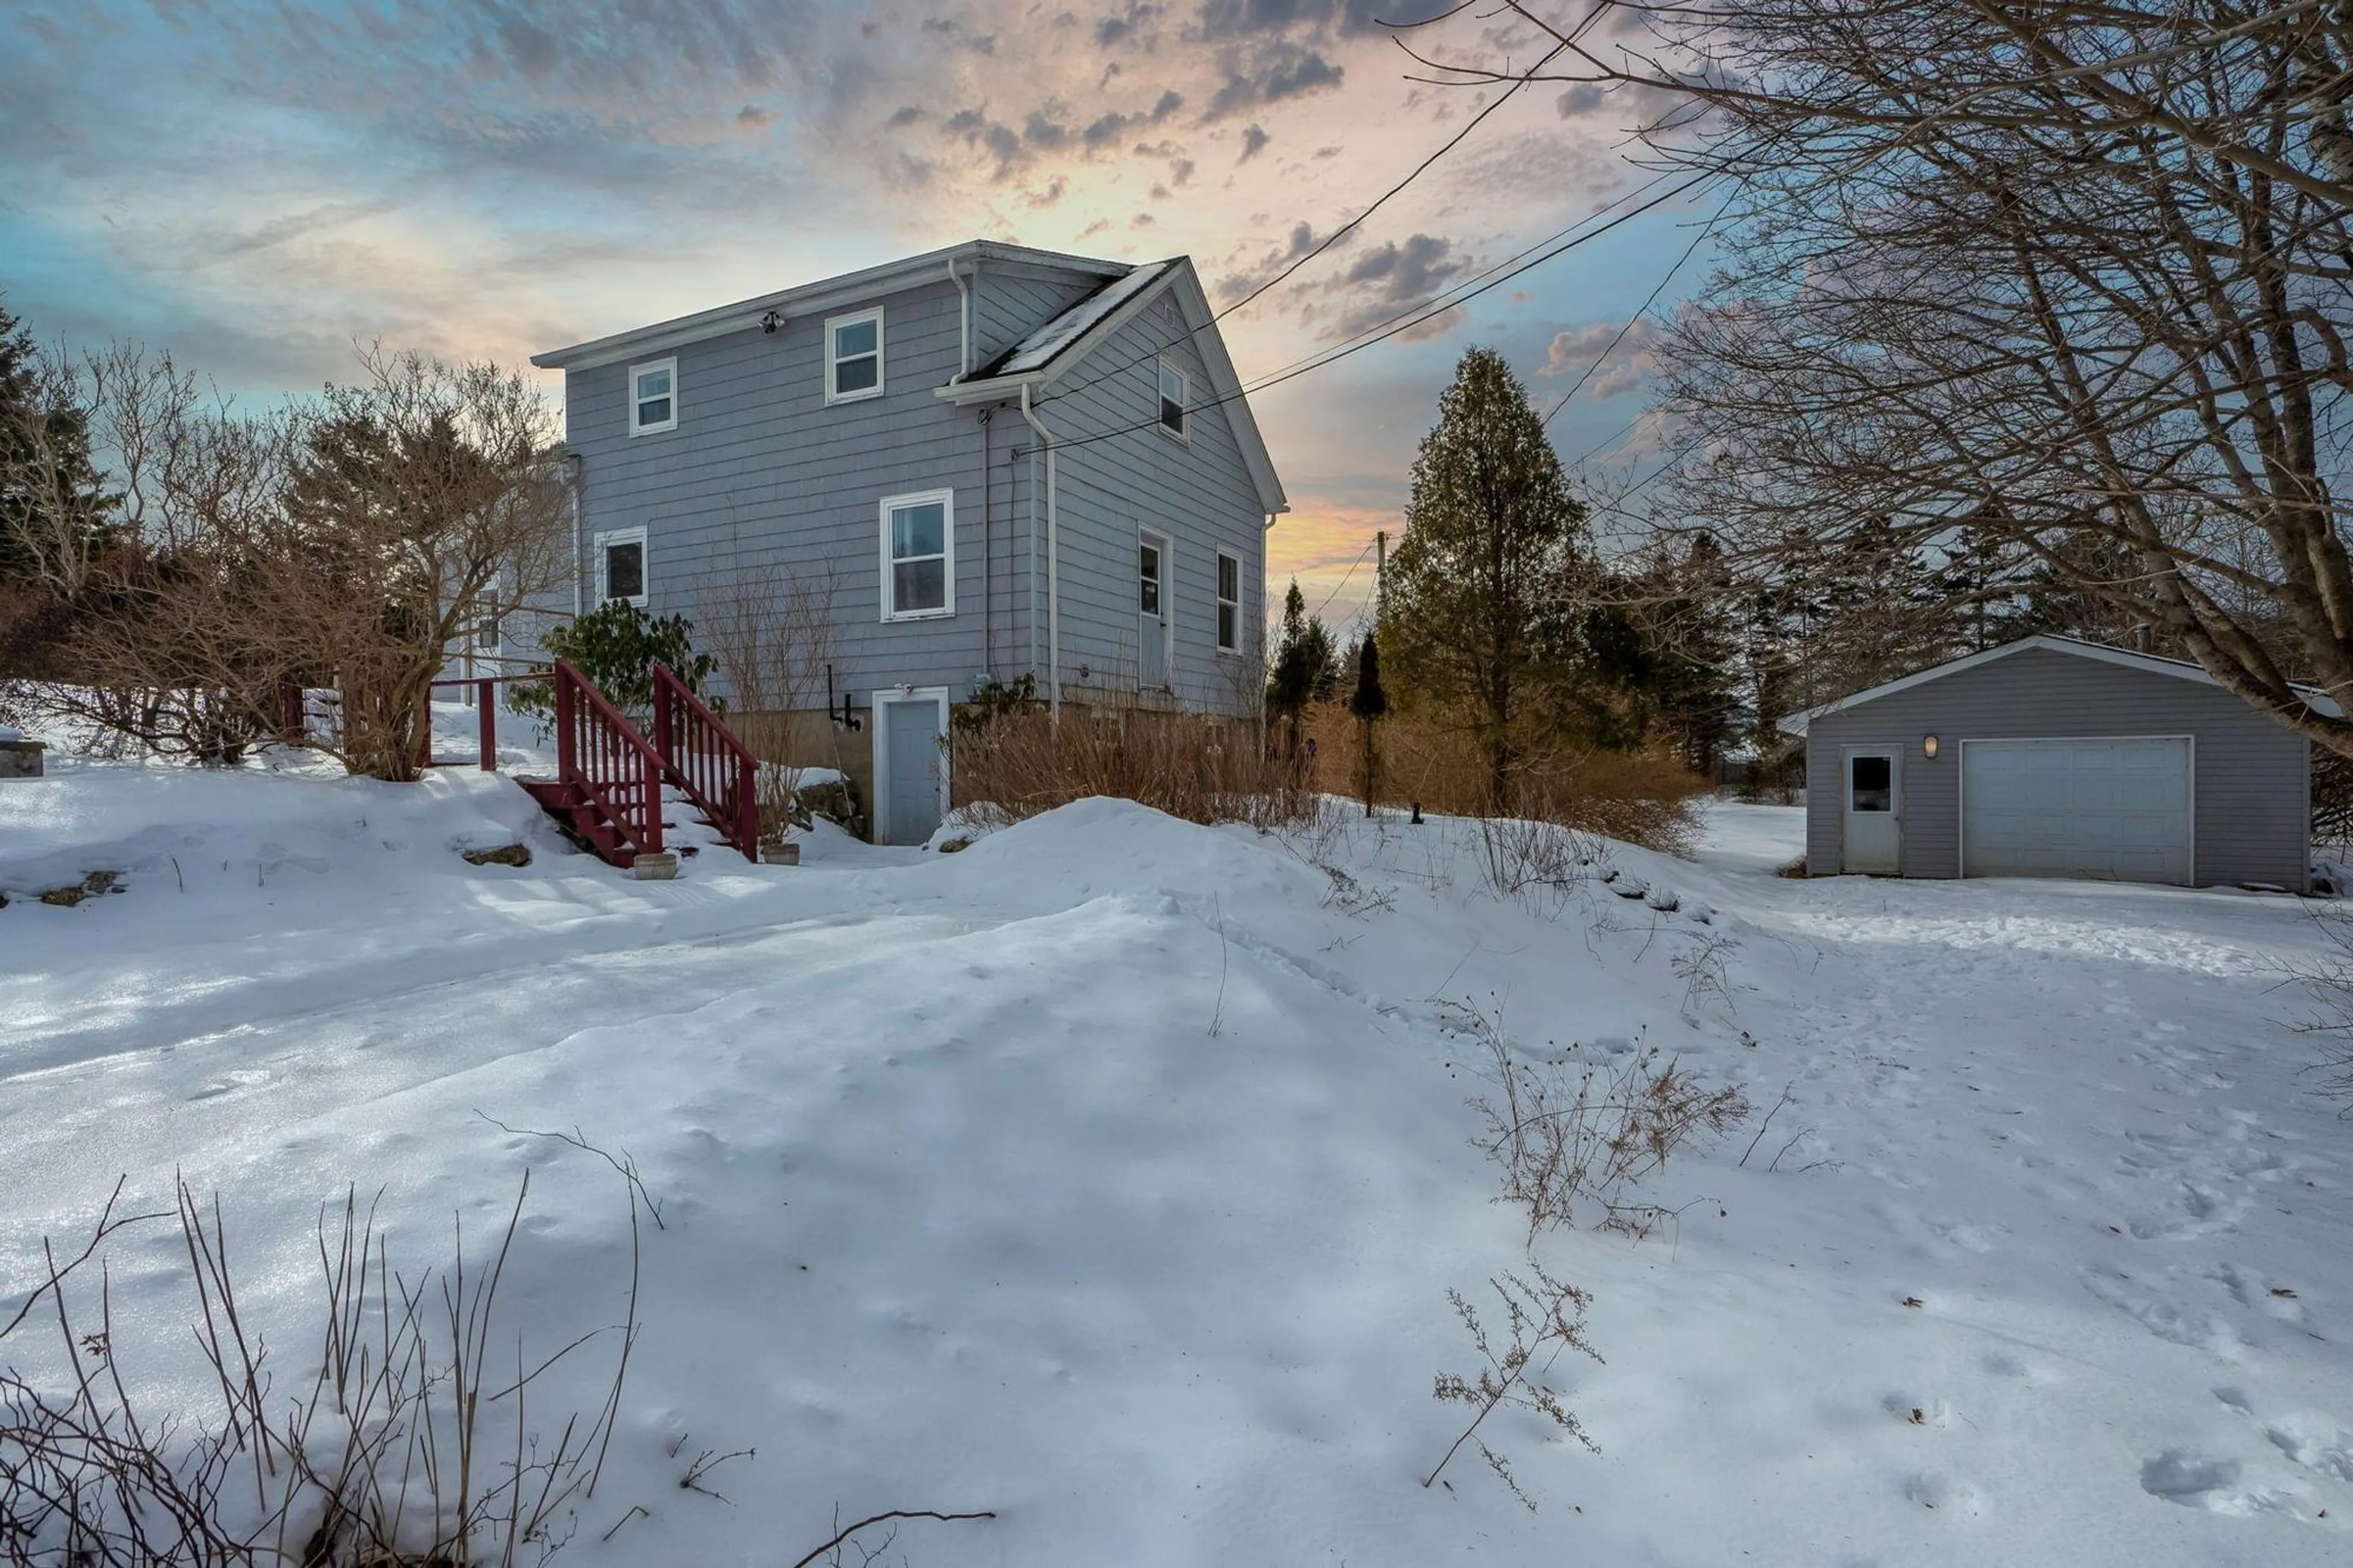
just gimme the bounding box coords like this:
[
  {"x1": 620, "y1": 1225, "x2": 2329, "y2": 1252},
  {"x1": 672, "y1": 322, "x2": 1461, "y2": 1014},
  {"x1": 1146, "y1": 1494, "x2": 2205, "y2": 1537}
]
[{"x1": 1018, "y1": 384, "x2": 1061, "y2": 716}]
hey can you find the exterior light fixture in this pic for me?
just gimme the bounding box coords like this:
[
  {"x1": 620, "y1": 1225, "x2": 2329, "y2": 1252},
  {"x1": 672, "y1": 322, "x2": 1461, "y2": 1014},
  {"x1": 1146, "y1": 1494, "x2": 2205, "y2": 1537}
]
[{"x1": 1922, "y1": 735, "x2": 1941, "y2": 759}]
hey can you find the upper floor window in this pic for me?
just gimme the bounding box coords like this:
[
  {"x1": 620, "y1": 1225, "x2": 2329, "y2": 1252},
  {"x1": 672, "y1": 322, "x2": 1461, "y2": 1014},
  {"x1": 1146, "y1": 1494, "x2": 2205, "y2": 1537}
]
[
  {"x1": 1157, "y1": 358, "x2": 1189, "y2": 439},
  {"x1": 827, "y1": 309, "x2": 885, "y2": 404},
  {"x1": 627, "y1": 358, "x2": 676, "y2": 436},
  {"x1": 1215, "y1": 550, "x2": 1241, "y2": 653},
  {"x1": 597, "y1": 527, "x2": 648, "y2": 607},
  {"x1": 880, "y1": 489, "x2": 952, "y2": 620}
]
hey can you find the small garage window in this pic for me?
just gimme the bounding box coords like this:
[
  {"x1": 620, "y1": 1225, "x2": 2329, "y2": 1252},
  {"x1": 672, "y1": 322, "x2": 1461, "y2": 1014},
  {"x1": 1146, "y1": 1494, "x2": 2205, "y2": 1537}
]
[{"x1": 1850, "y1": 755, "x2": 1892, "y2": 812}]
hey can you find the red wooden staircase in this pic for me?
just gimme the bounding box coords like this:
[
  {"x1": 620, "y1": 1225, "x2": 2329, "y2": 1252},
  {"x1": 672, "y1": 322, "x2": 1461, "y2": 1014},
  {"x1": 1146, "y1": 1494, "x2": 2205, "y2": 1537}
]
[{"x1": 512, "y1": 660, "x2": 760, "y2": 870}]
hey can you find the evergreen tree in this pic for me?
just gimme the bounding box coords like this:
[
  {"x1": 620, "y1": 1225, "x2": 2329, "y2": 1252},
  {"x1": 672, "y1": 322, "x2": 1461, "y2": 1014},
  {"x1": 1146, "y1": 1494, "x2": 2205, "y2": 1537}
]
[
  {"x1": 1638, "y1": 532, "x2": 1744, "y2": 773},
  {"x1": 1265, "y1": 577, "x2": 1338, "y2": 757},
  {"x1": 0, "y1": 301, "x2": 110, "y2": 596},
  {"x1": 1350, "y1": 631, "x2": 1389, "y2": 817},
  {"x1": 1382, "y1": 347, "x2": 1588, "y2": 809}
]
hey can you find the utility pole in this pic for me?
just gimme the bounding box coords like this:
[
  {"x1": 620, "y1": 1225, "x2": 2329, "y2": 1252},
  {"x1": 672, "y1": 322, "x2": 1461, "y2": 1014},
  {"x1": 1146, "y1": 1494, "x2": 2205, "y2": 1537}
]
[{"x1": 1374, "y1": 529, "x2": 1387, "y2": 619}]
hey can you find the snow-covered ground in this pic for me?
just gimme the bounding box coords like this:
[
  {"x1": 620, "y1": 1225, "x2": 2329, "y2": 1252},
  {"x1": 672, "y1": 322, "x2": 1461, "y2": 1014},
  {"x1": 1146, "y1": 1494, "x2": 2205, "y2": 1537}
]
[{"x1": 4, "y1": 726, "x2": 2352, "y2": 1566}]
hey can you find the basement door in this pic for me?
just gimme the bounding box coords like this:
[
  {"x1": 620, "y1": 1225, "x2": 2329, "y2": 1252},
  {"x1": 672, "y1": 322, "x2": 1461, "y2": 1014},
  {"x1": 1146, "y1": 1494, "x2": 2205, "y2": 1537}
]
[
  {"x1": 876, "y1": 689, "x2": 948, "y2": 846},
  {"x1": 1961, "y1": 737, "x2": 2192, "y2": 884}
]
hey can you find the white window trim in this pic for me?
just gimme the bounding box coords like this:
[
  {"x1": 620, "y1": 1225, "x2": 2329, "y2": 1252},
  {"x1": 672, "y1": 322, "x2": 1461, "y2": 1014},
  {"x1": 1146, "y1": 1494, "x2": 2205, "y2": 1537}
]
[
  {"x1": 1214, "y1": 548, "x2": 1243, "y2": 654},
  {"x1": 1156, "y1": 357, "x2": 1190, "y2": 442},
  {"x1": 825, "y1": 307, "x2": 886, "y2": 406},
  {"x1": 872, "y1": 686, "x2": 951, "y2": 846},
  {"x1": 879, "y1": 487, "x2": 955, "y2": 622},
  {"x1": 626, "y1": 357, "x2": 678, "y2": 437},
  {"x1": 594, "y1": 526, "x2": 648, "y2": 608}
]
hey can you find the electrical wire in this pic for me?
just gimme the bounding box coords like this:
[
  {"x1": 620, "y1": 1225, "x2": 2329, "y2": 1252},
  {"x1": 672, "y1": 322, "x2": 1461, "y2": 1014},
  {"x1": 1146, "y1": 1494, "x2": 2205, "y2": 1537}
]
[
  {"x1": 1542, "y1": 192, "x2": 1726, "y2": 429},
  {"x1": 1033, "y1": 172, "x2": 1715, "y2": 463},
  {"x1": 1034, "y1": 0, "x2": 1623, "y2": 412}
]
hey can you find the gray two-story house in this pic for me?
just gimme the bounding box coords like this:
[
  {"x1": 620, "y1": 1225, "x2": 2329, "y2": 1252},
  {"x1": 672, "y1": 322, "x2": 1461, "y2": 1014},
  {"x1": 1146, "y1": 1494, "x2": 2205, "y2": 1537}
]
[{"x1": 529, "y1": 240, "x2": 1289, "y2": 843}]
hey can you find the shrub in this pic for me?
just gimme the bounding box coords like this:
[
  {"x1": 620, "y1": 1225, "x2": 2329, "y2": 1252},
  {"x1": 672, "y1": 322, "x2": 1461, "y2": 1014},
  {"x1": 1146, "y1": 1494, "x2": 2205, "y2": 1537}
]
[
  {"x1": 1, "y1": 1171, "x2": 645, "y2": 1567},
  {"x1": 510, "y1": 599, "x2": 716, "y2": 732},
  {"x1": 949, "y1": 700, "x2": 1316, "y2": 831},
  {"x1": 1298, "y1": 700, "x2": 1708, "y2": 852},
  {"x1": 1449, "y1": 998, "x2": 1753, "y2": 1242}
]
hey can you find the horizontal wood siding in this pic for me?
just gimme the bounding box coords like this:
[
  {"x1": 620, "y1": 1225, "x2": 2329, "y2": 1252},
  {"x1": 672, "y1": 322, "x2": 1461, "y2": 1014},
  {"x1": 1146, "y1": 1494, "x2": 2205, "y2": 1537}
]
[
  {"x1": 973, "y1": 262, "x2": 1097, "y2": 371},
  {"x1": 1805, "y1": 647, "x2": 2308, "y2": 886},
  {"x1": 563, "y1": 256, "x2": 1274, "y2": 727},
  {"x1": 1039, "y1": 289, "x2": 1267, "y2": 716},
  {"x1": 566, "y1": 275, "x2": 1004, "y2": 706}
]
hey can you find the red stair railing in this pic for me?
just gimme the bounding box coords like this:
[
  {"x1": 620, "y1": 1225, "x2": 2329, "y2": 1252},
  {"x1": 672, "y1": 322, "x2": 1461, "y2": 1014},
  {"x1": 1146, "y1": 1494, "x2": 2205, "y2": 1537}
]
[
  {"x1": 653, "y1": 663, "x2": 760, "y2": 862},
  {"x1": 555, "y1": 658, "x2": 665, "y2": 858},
  {"x1": 418, "y1": 672, "x2": 552, "y2": 771}
]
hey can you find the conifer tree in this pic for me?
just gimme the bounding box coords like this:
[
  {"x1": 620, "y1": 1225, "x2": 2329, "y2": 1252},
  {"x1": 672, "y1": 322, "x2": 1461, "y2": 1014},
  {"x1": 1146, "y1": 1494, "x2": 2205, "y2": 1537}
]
[
  {"x1": 1382, "y1": 347, "x2": 1587, "y2": 809},
  {"x1": 1265, "y1": 577, "x2": 1336, "y2": 759},
  {"x1": 0, "y1": 301, "x2": 110, "y2": 596},
  {"x1": 1350, "y1": 631, "x2": 1388, "y2": 817}
]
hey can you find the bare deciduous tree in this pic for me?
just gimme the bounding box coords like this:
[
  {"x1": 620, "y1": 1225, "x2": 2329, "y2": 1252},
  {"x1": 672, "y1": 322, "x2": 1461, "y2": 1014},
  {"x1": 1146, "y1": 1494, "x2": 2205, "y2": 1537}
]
[
  {"x1": 274, "y1": 346, "x2": 573, "y2": 781},
  {"x1": 1412, "y1": 2, "x2": 2353, "y2": 754},
  {"x1": 697, "y1": 554, "x2": 844, "y2": 837},
  {"x1": 21, "y1": 343, "x2": 570, "y2": 778}
]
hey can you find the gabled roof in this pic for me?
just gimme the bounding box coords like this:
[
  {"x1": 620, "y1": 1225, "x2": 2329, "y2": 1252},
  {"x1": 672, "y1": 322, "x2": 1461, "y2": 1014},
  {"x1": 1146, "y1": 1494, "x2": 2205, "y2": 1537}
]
[
  {"x1": 1781, "y1": 634, "x2": 2343, "y2": 734},
  {"x1": 529, "y1": 239, "x2": 1127, "y2": 372},
  {"x1": 938, "y1": 256, "x2": 1288, "y2": 517}
]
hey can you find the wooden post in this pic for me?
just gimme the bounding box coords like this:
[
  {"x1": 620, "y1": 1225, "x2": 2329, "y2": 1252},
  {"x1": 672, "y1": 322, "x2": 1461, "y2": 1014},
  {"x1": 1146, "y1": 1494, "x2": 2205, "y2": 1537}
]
[
  {"x1": 477, "y1": 678, "x2": 497, "y2": 771},
  {"x1": 555, "y1": 664, "x2": 577, "y2": 784},
  {"x1": 737, "y1": 749, "x2": 759, "y2": 862},
  {"x1": 642, "y1": 745, "x2": 664, "y2": 855}
]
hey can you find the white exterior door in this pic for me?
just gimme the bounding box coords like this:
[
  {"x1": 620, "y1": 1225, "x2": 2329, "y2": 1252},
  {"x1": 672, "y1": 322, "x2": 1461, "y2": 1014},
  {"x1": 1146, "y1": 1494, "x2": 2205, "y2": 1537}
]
[
  {"x1": 1841, "y1": 749, "x2": 1901, "y2": 873},
  {"x1": 874, "y1": 690, "x2": 948, "y2": 846},
  {"x1": 1963, "y1": 737, "x2": 2192, "y2": 884},
  {"x1": 1138, "y1": 536, "x2": 1169, "y2": 689}
]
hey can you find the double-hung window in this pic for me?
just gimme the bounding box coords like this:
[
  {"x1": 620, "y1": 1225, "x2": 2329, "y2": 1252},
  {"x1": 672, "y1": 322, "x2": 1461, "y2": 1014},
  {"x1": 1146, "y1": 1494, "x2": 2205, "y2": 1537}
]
[
  {"x1": 827, "y1": 308, "x2": 885, "y2": 403},
  {"x1": 1157, "y1": 357, "x2": 1188, "y2": 438},
  {"x1": 627, "y1": 358, "x2": 676, "y2": 436},
  {"x1": 880, "y1": 489, "x2": 952, "y2": 619},
  {"x1": 596, "y1": 527, "x2": 647, "y2": 607},
  {"x1": 1214, "y1": 550, "x2": 1241, "y2": 653}
]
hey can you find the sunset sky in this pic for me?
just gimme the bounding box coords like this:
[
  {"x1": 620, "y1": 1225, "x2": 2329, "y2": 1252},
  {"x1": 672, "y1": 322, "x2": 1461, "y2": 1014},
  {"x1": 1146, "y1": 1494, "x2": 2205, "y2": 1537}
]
[{"x1": 1, "y1": 0, "x2": 1710, "y2": 635}]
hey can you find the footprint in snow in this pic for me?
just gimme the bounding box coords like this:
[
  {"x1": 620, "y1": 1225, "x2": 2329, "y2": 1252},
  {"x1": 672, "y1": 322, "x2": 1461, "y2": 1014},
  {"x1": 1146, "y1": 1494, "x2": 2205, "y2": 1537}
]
[
  {"x1": 186, "y1": 1069, "x2": 270, "y2": 1100},
  {"x1": 2080, "y1": 1267, "x2": 2247, "y2": 1360},
  {"x1": 2138, "y1": 1450, "x2": 2306, "y2": 1517},
  {"x1": 1901, "y1": 1471, "x2": 1986, "y2": 1515},
  {"x1": 2215, "y1": 1388, "x2": 2353, "y2": 1485}
]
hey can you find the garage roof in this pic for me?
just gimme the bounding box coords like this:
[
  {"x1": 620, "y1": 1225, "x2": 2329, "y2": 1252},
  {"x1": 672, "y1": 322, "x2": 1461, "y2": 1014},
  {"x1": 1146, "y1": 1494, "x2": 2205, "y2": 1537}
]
[{"x1": 1780, "y1": 635, "x2": 2343, "y2": 734}]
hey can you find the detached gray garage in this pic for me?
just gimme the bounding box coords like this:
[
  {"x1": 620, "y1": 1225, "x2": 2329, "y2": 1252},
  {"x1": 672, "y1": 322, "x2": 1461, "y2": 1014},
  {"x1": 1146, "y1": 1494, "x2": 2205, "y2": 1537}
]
[{"x1": 1786, "y1": 637, "x2": 2322, "y2": 888}]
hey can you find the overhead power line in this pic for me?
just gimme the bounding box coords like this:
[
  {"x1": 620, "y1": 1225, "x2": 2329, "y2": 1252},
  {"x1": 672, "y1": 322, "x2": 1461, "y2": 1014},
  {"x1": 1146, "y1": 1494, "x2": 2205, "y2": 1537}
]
[
  {"x1": 1037, "y1": 0, "x2": 1621, "y2": 412},
  {"x1": 1032, "y1": 172, "x2": 1716, "y2": 464}
]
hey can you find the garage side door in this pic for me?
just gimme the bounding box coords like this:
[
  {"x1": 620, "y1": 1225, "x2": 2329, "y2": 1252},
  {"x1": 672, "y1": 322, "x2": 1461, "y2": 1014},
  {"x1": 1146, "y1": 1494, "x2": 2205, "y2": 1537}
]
[{"x1": 1961, "y1": 738, "x2": 2192, "y2": 884}]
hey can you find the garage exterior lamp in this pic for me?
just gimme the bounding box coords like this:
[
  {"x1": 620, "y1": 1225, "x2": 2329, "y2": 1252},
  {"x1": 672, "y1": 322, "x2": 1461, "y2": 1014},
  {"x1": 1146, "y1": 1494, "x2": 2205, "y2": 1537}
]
[{"x1": 1922, "y1": 734, "x2": 1940, "y2": 759}]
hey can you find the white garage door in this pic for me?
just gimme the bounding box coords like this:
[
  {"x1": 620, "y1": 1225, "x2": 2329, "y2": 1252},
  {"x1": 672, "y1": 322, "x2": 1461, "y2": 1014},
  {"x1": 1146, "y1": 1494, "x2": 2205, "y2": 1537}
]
[{"x1": 1961, "y1": 737, "x2": 2193, "y2": 884}]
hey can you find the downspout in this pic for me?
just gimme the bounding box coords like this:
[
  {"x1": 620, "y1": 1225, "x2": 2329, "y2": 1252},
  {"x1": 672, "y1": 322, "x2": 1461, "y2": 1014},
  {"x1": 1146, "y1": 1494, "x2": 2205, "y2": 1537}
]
[
  {"x1": 1026, "y1": 444, "x2": 1039, "y2": 684},
  {"x1": 1018, "y1": 384, "x2": 1060, "y2": 715},
  {"x1": 568, "y1": 452, "x2": 585, "y2": 618},
  {"x1": 979, "y1": 407, "x2": 993, "y2": 680},
  {"x1": 947, "y1": 256, "x2": 971, "y2": 379}
]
